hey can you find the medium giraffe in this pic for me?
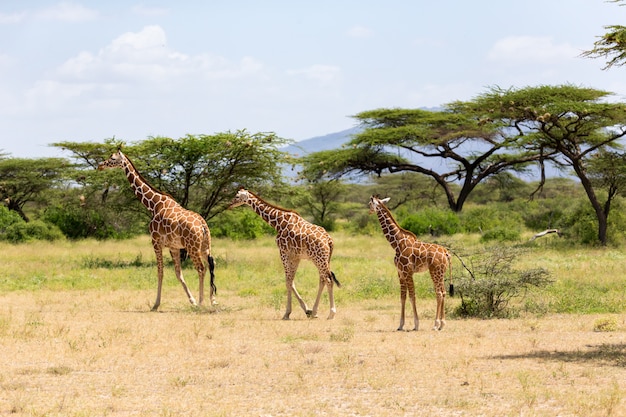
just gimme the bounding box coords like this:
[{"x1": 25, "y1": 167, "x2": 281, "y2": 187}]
[
  {"x1": 98, "y1": 150, "x2": 216, "y2": 310},
  {"x1": 228, "y1": 188, "x2": 340, "y2": 319},
  {"x1": 369, "y1": 196, "x2": 451, "y2": 331}
]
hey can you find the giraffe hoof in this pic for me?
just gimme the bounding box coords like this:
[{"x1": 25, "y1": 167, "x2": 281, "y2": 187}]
[{"x1": 305, "y1": 309, "x2": 313, "y2": 318}]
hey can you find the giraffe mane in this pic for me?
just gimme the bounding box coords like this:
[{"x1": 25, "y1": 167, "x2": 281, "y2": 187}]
[
  {"x1": 246, "y1": 190, "x2": 298, "y2": 215},
  {"x1": 123, "y1": 153, "x2": 176, "y2": 200},
  {"x1": 377, "y1": 199, "x2": 419, "y2": 240}
]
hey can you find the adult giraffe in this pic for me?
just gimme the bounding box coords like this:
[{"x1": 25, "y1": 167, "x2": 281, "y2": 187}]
[
  {"x1": 98, "y1": 150, "x2": 216, "y2": 310},
  {"x1": 228, "y1": 188, "x2": 340, "y2": 320},
  {"x1": 369, "y1": 195, "x2": 451, "y2": 331}
]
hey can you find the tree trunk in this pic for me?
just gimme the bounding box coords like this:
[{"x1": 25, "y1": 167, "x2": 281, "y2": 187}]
[{"x1": 572, "y1": 162, "x2": 608, "y2": 245}]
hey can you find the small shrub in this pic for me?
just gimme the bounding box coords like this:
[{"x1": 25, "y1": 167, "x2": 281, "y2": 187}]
[
  {"x1": 454, "y1": 247, "x2": 553, "y2": 318},
  {"x1": 480, "y1": 226, "x2": 520, "y2": 242},
  {"x1": 593, "y1": 317, "x2": 618, "y2": 332}
]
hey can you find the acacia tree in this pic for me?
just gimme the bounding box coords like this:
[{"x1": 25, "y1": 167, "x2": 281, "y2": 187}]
[
  {"x1": 132, "y1": 131, "x2": 289, "y2": 219},
  {"x1": 300, "y1": 106, "x2": 550, "y2": 213},
  {"x1": 464, "y1": 84, "x2": 626, "y2": 245},
  {"x1": 0, "y1": 157, "x2": 71, "y2": 221},
  {"x1": 55, "y1": 130, "x2": 290, "y2": 220},
  {"x1": 581, "y1": 0, "x2": 626, "y2": 69},
  {"x1": 587, "y1": 150, "x2": 626, "y2": 220}
]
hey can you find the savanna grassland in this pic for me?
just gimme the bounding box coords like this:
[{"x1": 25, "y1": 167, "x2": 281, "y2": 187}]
[{"x1": 0, "y1": 233, "x2": 625, "y2": 417}]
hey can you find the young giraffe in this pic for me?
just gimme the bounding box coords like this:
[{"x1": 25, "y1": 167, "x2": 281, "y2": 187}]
[
  {"x1": 98, "y1": 150, "x2": 216, "y2": 310},
  {"x1": 228, "y1": 188, "x2": 340, "y2": 320},
  {"x1": 369, "y1": 196, "x2": 451, "y2": 331}
]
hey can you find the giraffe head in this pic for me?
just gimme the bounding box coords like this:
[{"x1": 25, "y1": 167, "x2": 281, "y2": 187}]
[
  {"x1": 228, "y1": 187, "x2": 253, "y2": 209},
  {"x1": 369, "y1": 195, "x2": 390, "y2": 214},
  {"x1": 98, "y1": 150, "x2": 126, "y2": 171}
]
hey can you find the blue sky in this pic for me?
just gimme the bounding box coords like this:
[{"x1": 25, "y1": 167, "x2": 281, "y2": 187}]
[{"x1": 1, "y1": 1, "x2": 625, "y2": 157}]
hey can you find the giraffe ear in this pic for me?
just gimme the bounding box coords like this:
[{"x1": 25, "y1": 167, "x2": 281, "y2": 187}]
[{"x1": 381, "y1": 197, "x2": 391, "y2": 204}]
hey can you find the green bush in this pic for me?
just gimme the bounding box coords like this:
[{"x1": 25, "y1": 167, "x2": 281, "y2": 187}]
[
  {"x1": 0, "y1": 205, "x2": 23, "y2": 230},
  {"x1": 460, "y1": 205, "x2": 522, "y2": 241},
  {"x1": 210, "y1": 209, "x2": 274, "y2": 239},
  {"x1": 480, "y1": 226, "x2": 521, "y2": 242},
  {"x1": 1, "y1": 220, "x2": 65, "y2": 243},
  {"x1": 454, "y1": 247, "x2": 553, "y2": 318},
  {"x1": 43, "y1": 206, "x2": 119, "y2": 239},
  {"x1": 400, "y1": 208, "x2": 460, "y2": 236},
  {"x1": 0, "y1": 206, "x2": 65, "y2": 243}
]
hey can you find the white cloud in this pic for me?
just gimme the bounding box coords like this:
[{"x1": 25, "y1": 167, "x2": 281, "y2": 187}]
[
  {"x1": 347, "y1": 25, "x2": 373, "y2": 38},
  {"x1": 55, "y1": 25, "x2": 264, "y2": 84},
  {"x1": 487, "y1": 35, "x2": 579, "y2": 65},
  {"x1": 287, "y1": 65, "x2": 341, "y2": 83},
  {"x1": 34, "y1": 2, "x2": 98, "y2": 22}
]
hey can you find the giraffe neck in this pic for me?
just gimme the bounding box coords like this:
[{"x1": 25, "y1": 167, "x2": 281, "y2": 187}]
[
  {"x1": 376, "y1": 205, "x2": 413, "y2": 249},
  {"x1": 246, "y1": 194, "x2": 293, "y2": 231},
  {"x1": 121, "y1": 157, "x2": 170, "y2": 213}
]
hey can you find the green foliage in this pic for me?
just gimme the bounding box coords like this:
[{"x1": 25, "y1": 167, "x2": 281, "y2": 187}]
[
  {"x1": 0, "y1": 205, "x2": 22, "y2": 229},
  {"x1": 1, "y1": 219, "x2": 65, "y2": 243},
  {"x1": 593, "y1": 317, "x2": 618, "y2": 332},
  {"x1": 581, "y1": 13, "x2": 626, "y2": 69},
  {"x1": 455, "y1": 247, "x2": 553, "y2": 318},
  {"x1": 42, "y1": 205, "x2": 121, "y2": 240},
  {"x1": 0, "y1": 206, "x2": 64, "y2": 243},
  {"x1": 210, "y1": 209, "x2": 274, "y2": 240},
  {"x1": 0, "y1": 157, "x2": 72, "y2": 221},
  {"x1": 480, "y1": 227, "x2": 521, "y2": 243},
  {"x1": 460, "y1": 205, "x2": 523, "y2": 242},
  {"x1": 352, "y1": 276, "x2": 396, "y2": 299},
  {"x1": 400, "y1": 208, "x2": 460, "y2": 236}
]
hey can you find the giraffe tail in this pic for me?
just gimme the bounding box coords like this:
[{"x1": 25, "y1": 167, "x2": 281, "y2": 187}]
[
  {"x1": 330, "y1": 271, "x2": 341, "y2": 288},
  {"x1": 208, "y1": 255, "x2": 217, "y2": 295},
  {"x1": 448, "y1": 253, "x2": 454, "y2": 297}
]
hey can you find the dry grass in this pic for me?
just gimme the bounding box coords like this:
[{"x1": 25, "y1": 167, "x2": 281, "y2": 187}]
[
  {"x1": 0, "y1": 294, "x2": 624, "y2": 416},
  {"x1": 0, "y1": 234, "x2": 625, "y2": 416}
]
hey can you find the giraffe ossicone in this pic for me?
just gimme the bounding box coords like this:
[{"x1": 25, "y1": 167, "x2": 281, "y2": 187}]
[
  {"x1": 98, "y1": 150, "x2": 217, "y2": 310},
  {"x1": 369, "y1": 195, "x2": 452, "y2": 331},
  {"x1": 229, "y1": 187, "x2": 340, "y2": 320}
]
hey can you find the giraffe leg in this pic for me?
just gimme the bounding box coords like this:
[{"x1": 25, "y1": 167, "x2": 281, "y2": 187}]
[
  {"x1": 188, "y1": 252, "x2": 206, "y2": 306},
  {"x1": 398, "y1": 276, "x2": 408, "y2": 331},
  {"x1": 284, "y1": 278, "x2": 309, "y2": 319},
  {"x1": 169, "y1": 249, "x2": 197, "y2": 306},
  {"x1": 407, "y1": 276, "x2": 419, "y2": 331},
  {"x1": 326, "y1": 278, "x2": 336, "y2": 320},
  {"x1": 434, "y1": 291, "x2": 446, "y2": 330},
  {"x1": 310, "y1": 277, "x2": 324, "y2": 319},
  {"x1": 431, "y1": 267, "x2": 447, "y2": 330},
  {"x1": 311, "y1": 258, "x2": 335, "y2": 319},
  {"x1": 282, "y1": 257, "x2": 308, "y2": 319},
  {"x1": 152, "y1": 244, "x2": 164, "y2": 311}
]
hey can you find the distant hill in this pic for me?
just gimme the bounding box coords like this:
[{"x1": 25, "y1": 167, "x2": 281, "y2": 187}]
[{"x1": 283, "y1": 126, "x2": 361, "y2": 156}]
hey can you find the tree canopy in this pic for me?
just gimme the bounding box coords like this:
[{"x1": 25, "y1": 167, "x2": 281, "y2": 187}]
[
  {"x1": 0, "y1": 157, "x2": 71, "y2": 221},
  {"x1": 581, "y1": 1, "x2": 626, "y2": 69},
  {"x1": 467, "y1": 84, "x2": 626, "y2": 244},
  {"x1": 300, "y1": 96, "x2": 552, "y2": 213},
  {"x1": 54, "y1": 130, "x2": 290, "y2": 220}
]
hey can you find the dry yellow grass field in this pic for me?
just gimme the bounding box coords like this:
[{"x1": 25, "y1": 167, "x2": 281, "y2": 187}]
[{"x1": 0, "y1": 235, "x2": 625, "y2": 416}]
